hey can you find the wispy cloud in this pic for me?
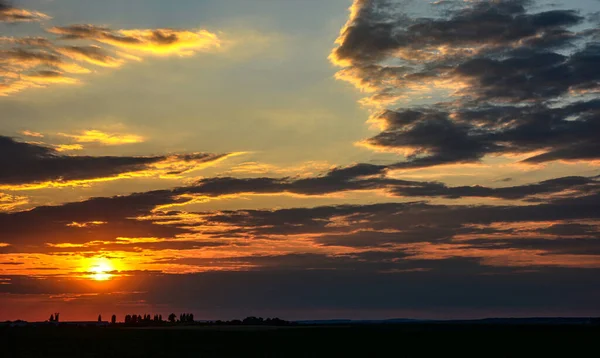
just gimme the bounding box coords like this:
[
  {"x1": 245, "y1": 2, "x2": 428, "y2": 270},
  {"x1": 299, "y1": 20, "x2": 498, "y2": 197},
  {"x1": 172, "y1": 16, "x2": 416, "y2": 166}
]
[
  {"x1": 48, "y1": 26, "x2": 220, "y2": 56},
  {"x1": 1, "y1": 2, "x2": 222, "y2": 96},
  {"x1": 0, "y1": 0, "x2": 49, "y2": 23},
  {"x1": 58, "y1": 130, "x2": 144, "y2": 146},
  {"x1": 20, "y1": 130, "x2": 44, "y2": 138},
  {"x1": 0, "y1": 136, "x2": 230, "y2": 189}
]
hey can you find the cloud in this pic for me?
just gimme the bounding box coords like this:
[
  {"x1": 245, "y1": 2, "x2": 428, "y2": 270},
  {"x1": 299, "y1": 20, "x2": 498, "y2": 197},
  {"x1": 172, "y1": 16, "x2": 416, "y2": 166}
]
[
  {"x1": 55, "y1": 46, "x2": 125, "y2": 68},
  {"x1": 58, "y1": 130, "x2": 144, "y2": 146},
  {"x1": 48, "y1": 25, "x2": 220, "y2": 56},
  {"x1": 0, "y1": 164, "x2": 598, "y2": 271},
  {"x1": 20, "y1": 130, "x2": 44, "y2": 138},
  {"x1": 0, "y1": 1, "x2": 49, "y2": 23},
  {"x1": 331, "y1": 0, "x2": 600, "y2": 168},
  {"x1": 160, "y1": 163, "x2": 600, "y2": 202},
  {"x1": 0, "y1": 135, "x2": 228, "y2": 188},
  {"x1": 362, "y1": 99, "x2": 600, "y2": 166},
  {"x1": 1, "y1": 21, "x2": 221, "y2": 95},
  {"x1": 1, "y1": 186, "x2": 600, "y2": 274},
  {"x1": 55, "y1": 144, "x2": 83, "y2": 152},
  {"x1": 0, "y1": 192, "x2": 27, "y2": 212}
]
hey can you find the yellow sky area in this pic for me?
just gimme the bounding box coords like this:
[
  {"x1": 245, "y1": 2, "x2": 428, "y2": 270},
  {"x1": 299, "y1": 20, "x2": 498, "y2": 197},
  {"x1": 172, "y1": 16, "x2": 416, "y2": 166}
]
[{"x1": 58, "y1": 130, "x2": 145, "y2": 145}]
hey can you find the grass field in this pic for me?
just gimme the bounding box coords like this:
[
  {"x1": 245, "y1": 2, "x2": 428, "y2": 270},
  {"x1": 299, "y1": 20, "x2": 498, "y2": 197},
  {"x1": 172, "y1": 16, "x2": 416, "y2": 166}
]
[{"x1": 1, "y1": 324, "x2": 598, "y2": 357}]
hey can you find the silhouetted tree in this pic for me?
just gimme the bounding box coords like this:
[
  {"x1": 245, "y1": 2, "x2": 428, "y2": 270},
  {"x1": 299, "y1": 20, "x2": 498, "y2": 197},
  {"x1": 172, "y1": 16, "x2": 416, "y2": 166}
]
[
  {"x1": 55, "y1": 313, "x2": 60, "y2": 322},
  {"x1": 111, "y1": 315, "x2": 116, "y2": 324},
  {"x1": 49, "y1": 314, "x2": 55, "y2": 322},
  {"x1": 243, "y1": 316, "x2": 264, "y2": 325},
  {"x1": 168, "y1": 313, "x2": 176, "y2": 323},
  {"x1": 159, "y1": 314, "x2": 163, "y2": 322},
  {"x1": 98, "y1": 314, "x2": 102, "y2": 322},
  {"x1": 189, "y1": 313, "x2": 194, "y2": 323}
]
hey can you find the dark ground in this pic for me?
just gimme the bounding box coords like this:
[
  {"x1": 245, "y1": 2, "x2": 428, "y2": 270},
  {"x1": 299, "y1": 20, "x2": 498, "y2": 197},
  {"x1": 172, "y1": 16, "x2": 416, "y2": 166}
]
[{"x1": 1, "y1": 324, "x2": 598, "y2": 357}]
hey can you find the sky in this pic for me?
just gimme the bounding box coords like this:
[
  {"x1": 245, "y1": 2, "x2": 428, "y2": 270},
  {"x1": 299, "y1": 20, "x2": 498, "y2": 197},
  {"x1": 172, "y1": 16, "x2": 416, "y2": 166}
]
[{"x1": 0, "y1": 0, "x2": 599, "y2": 322}]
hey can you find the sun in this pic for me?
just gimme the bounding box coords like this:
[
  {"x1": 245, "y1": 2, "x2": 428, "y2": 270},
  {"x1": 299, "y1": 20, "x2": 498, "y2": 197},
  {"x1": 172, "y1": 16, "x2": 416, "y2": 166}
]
[{"x1": 89, "y1": 258, "x2": 114, "y2": 281}]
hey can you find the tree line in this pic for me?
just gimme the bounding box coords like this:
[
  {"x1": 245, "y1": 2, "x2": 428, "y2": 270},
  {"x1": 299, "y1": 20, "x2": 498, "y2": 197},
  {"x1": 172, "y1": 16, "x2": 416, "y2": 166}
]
[
  {"x1": 105, "y1": 314, "x2": 291, "y2": 326},
  {"x1": 47, "y1": 312, "x2": 292, "y2": 326}
]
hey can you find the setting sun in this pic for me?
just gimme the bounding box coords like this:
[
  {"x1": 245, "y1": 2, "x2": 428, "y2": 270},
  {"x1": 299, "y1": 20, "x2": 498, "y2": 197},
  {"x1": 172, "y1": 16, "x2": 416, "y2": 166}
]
[{"x1": 89, "y1": 258, "x2": 115, "y2": 281}]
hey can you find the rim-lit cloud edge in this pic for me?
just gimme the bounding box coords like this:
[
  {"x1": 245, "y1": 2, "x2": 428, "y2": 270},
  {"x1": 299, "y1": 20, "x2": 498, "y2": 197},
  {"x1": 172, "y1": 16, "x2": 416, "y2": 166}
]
[
  {"x1": 1, "y1": 2, "x2": 221, "y2": 95},
  {"x1": 331, "y1": 0, "x2": 600, "y2": 169}
]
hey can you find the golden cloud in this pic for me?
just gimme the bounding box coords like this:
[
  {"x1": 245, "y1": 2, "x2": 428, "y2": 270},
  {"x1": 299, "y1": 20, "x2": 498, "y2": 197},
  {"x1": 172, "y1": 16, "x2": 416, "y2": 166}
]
[
  {"x1": 0, "y1": 193, "x2": 28, "y2": 212},
  {"x1": 55, "y1": 144, "x2": 84, "y2": 152},
  {"x1": 2, "y1": 25, "x2": 221, "y2": 96},
  {"x1": 58, "y1": 130, "x2": 144, "y2": 146},
  {"x1": 0, "y1": 5, "x2": 49, "y2": 23},
  {"x1": 20, "y1": 130, "x2": 44, "y2": 138},
  {"x1": 48, "y1": 25, "x2": 221, "y2": 56},
  {"x1": 56, "y1": 46, "x2": 125, "y2": 68}
]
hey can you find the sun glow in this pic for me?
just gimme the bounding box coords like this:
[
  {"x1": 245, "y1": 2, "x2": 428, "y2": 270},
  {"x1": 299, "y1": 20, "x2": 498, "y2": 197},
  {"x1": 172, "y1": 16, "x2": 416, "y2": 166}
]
[{"x1": 89, "y1": 258, "x2": 115, "y2": 281}]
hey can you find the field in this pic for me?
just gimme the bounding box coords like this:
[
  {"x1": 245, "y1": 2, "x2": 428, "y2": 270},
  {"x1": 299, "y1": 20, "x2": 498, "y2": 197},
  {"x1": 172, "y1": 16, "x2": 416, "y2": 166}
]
[{"x1": 1, "y1": 324, "x2": 598, "y2": 357}]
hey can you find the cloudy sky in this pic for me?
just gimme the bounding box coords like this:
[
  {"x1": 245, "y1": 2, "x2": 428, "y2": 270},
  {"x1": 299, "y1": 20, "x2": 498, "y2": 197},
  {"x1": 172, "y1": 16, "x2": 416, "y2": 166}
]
[{"x1": 1, "y1": 0, "x2": 599, "y2": 321}]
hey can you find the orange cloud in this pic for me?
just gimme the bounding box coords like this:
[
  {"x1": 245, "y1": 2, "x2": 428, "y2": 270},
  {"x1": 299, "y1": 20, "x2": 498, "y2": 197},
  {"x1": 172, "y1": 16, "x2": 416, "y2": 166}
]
[
  {"x1": 0, "y1": 5, "x2": 49, "y2": 23},
  {"x1": 0, "y1": 193, "x2": 28, "y2": 212},
  {"x1": 67, "y1": 221, "x2": 107, "y2": 228},
  {"x1": 20, "y1": 130, "x2": 44, "y2": 138}
]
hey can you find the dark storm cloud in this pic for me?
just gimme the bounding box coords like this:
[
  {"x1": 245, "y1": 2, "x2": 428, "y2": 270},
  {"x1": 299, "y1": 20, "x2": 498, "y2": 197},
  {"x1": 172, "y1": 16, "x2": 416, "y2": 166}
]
[
  {"x1": 0, "y1": 136, "x2": 225, "y2": 186},
  {"x1": 332, "y1": 0, "x2": 600, "y2": 167}
]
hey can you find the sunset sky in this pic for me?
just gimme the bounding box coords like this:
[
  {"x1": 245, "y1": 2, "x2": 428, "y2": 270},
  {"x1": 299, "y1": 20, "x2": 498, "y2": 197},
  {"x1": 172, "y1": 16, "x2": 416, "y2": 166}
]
[{"x1": 1, "y1": 0, "x2": 599, "y2": 322}]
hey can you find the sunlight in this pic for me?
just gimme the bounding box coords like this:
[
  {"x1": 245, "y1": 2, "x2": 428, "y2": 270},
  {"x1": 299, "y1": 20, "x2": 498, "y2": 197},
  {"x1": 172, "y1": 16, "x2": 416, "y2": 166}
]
[{"x1": 88, "y1": 258, "x2": 114, "y2": 281}]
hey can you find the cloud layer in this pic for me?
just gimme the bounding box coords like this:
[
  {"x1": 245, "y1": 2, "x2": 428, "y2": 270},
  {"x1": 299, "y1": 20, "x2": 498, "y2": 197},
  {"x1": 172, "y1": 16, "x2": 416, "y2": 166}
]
[
  {"x1": 332, "y1": 0, "x2": 600, "y2": 168},
  {"x1": 0, "y1": 135, "x2": 227, "y2": 188},
  {"x1": 1, "y1": 3, "x2": 220, "y2": 95}
]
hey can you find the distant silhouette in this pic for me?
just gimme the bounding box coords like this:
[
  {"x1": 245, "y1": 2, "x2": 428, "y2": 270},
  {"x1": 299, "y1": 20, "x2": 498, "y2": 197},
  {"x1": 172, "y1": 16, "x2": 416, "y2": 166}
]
[
  {"x1": 168, "y1": 313, "x2": 176, "y2": 323},
  {"x1": 111, "y1": 315, "x2": 116, "y2": 324},
  {"x1": 98, "y1": 314, "x2": 102, "y2": 322},
  {"x1": 49, "y1": 314, "x2": 54, "y2": 322},
  {"x1": 55, "y1": 313, "x2": 60, "y2": 322}
]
